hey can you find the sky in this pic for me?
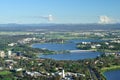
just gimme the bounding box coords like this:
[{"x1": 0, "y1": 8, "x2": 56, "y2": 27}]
[{"x1": 0, "y1": 0, "x2": 120, "y2": 24}]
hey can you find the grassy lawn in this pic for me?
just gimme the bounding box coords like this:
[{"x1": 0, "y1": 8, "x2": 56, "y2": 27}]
[
  {"x1": 0, "y1": 71, "x2": 11, "y2": 75},
  {"x1": 101, "y1": 65, "x2": 120, "y2": 73},
  {"x1": 100, "y1": 65, "x2": 120, "y2": 80}
]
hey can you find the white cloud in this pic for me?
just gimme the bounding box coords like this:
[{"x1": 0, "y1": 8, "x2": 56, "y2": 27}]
[
  {"x1": 39, "y1": 14, "x2": 53, "y2": 22},
  {"x1": 98, "y1": 15, "x2": 112, "y2": 24},
  {"x1": 48, "y1": 14, "x2": 53, "y2": 21}
]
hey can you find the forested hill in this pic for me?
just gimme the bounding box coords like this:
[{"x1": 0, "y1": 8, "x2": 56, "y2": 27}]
[{"x1": 0, "y1": 23, "x2": 120, "y2": 32}]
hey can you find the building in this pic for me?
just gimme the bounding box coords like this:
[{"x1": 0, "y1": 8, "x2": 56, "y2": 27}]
[
  {"x1": 0, "y1": 51, "x2": 5, "y2": 58},
  {"x1": 62, "y1": 69, "x2": 65, "y2": 78},
  {"x1": 8, "y1": 43, "x2": 17, "y2": 46},
  {"x1": 8, "y1": 50, "x2": 12, "y2": 58}
]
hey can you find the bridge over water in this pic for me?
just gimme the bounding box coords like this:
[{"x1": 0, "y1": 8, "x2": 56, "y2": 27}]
[{"x1": 70, "y1": 50, "x2": 94, "y2": 53}]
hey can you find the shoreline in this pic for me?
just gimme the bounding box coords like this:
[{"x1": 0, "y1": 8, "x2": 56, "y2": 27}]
[
  {"x1": 101, "y1": 65, "x2": 120, "y2": 79},
  {"x1": 101, "y1": 65, "x2": 120, "y2": 73}
]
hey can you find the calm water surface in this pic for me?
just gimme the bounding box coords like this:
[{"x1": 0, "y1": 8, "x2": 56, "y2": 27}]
[
  {"x1": 40, "y1": 51, "x2": 101, "y2": 60},
  {"x1": 104, "y1": 70, "x2": 120, "y2": 80},
  {"x1": 32, "y1": 43, "x2": 77, "y2": 51},
  {"x1": 32, "y1": 39, "x2": 103, "y2": 60},
  {"x1": 32, "y1": 39, "x2": 105, "y2": 51}
]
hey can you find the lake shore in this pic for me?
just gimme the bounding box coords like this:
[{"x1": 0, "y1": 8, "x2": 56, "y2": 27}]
[
  {"x1": 101, "y1": 65, "x2": 120, "y2": 80},
  {"x1": 101, "y1": 65, "x2": 120, "y2": 73}
]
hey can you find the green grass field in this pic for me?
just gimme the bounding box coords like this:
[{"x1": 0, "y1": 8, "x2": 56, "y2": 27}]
[
  {"x1": 101, "y1": 65, "x2": 120, "y2": 73},
  {"x1": 0, "y1": 71, "x2": 11, "y2": 75}
]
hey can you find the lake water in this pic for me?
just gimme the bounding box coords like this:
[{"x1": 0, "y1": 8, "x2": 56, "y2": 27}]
[
  {"x1": 104, "y1": 70, "x2": 120, "y2": 80},
  {"x1": 32, "y1": 39, "x2": 103, "y2": 60},
  {"x1": 32, "y1": 43, "x2": 77, "y2": 51},
  {"x1": 40, "y1": 51, "x2": 101, "y2": 60},
  {"x1": 32, "y1": 39, "x2": 104, "y2": 51}
]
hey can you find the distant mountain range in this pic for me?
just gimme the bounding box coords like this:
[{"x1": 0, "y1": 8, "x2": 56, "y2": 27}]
[{"x1": 0, "y1": 23, "x2": 120, "y2": 32}]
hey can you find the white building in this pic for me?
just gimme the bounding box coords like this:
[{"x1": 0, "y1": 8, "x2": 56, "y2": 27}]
[
  {"x1": 0, "y1": 51, "x2": 5, "y2": 58},
  {"x1": 91, "y1": 45, "x2": 96, "y2": 49},
  {"x1": 8, "y1": 50, "x2": 12, "y2": 58},
  {"x1": 62, "y1": 69, "x2": 65, "y2": 78},
  {"x1": 8, "y1": 43, "x2": 17, "y2": 46}
]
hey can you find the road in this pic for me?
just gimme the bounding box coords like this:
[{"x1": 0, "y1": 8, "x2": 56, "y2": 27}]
[{"x1": 88, "y1": 66, "x2": 102, "y2": 80}]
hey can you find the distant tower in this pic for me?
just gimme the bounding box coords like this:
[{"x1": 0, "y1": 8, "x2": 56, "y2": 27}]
[{"x1": 62, "y1": 69, "x2": 65, "y2": 78}]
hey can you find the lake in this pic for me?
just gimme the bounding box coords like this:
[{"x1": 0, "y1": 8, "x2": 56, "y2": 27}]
[
  {"x1": 32, "y1": 43, "x2": 77, "y2": 51},
  {"x1": 104, "y1": 70, "x2": 120, "y2": 80},
  {"x1": 39, "y1": 51, "x2": 101, "y2": 60},
  {"x1": 32, "y1": 39, "x2": 105, "y2": 51},
  {"x1": 32, "y1": 39, "x2": 103, "y2": 60}
]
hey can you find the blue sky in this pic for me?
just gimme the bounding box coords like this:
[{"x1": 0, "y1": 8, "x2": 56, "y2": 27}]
[{"x1": 0, "y1": 0, "x2": 120, "y2": 24}]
